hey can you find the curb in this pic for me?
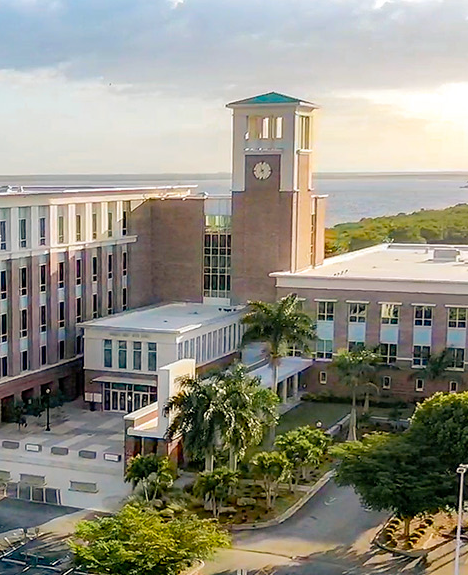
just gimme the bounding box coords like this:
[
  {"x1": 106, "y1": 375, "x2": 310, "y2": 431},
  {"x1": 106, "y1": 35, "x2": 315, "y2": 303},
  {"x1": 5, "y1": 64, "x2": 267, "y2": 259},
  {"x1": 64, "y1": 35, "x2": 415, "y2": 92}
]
[{"x1": 231, "y1": 469, "x2": 336, "y2": 531}]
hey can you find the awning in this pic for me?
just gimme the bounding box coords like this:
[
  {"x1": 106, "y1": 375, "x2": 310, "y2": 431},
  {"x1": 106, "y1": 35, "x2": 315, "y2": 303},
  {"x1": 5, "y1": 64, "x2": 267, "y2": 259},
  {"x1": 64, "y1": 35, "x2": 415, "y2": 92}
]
[
  {"x1": 248, "y1": 357, "x2": 313, "y2": 389},
  {"x1": 92, "y1": 375, "x2": 157, "y2": 387}
]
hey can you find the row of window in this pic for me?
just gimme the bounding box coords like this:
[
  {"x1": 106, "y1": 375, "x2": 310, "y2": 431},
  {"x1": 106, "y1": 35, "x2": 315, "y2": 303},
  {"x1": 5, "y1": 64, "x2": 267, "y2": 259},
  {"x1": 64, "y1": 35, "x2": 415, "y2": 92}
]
[
  {"x1": 177, "y1": 323, "x2": 241, "y2": 365},
  {"x1": 318, "y1": 301, "x2": 468, "y2": 328},
  {"x1": 104, "y1": 340, "x2": 157, "y2": 371},
  {"x1": 317, "y1": 370, "x2": 459, "y2": 393},
  {"x1": 316, "y1": 339, "x2": 465, "y2": 369},
  {"x1": 0, "y1": 206, "x2": 129, "y2": 250}
]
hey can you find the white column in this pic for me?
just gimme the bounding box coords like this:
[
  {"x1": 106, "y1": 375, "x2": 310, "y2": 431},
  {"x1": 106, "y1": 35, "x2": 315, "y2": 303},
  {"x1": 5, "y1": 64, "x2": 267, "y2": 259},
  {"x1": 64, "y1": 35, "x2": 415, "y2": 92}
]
[
  {"x1": 116, "y1": 201, "x2": 123, "y2": 239},
  {"x1": 10, "y1": 207, "x2": 19, "y2": 252},
  {"x1": 85, "y1": 203, "x2": 93, "y2": 242},
  {"x1": 293, "y1": 373, "x2": 299, "y2": 400},
  {"x1": 100, "y1": 202, "x2": 108, "y2": 238},
  {"x1": 30, "y1": 206, "x2": 39, "y2": 248},
  {"x1": 68, "y1": 204, "x2": 76, "y2": 245},
  {"x1": 49, "y1": 205, "x2": 58, "y2": 246},
  {"x1": 281, "y1": 378, "x2": 287, "y2": 404}
]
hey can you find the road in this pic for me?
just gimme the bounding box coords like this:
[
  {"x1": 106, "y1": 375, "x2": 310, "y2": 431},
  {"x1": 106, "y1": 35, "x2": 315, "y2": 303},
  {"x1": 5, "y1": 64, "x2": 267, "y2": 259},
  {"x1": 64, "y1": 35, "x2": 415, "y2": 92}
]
[{"x1": 203, "y1": 481, "x2": 426, "y2": 575}]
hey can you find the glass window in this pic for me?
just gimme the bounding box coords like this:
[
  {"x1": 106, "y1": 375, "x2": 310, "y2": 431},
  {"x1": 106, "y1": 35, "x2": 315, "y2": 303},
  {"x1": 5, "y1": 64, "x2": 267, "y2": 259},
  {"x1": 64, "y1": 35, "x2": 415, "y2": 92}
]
[
  {"x1": 178, "y1": 342, "x2": 183, "y2": 361},
  {"x1": 319, "y1": 371, "x2": 327, "y2": 384},
  {"x1": 20, "y1": 267, "x2": 27, "y2": 296},
  {"x1": 203, "y1": 219, "x2": 232, "y2": 299},
  {"x1": 1, "y1": 356, "x2": 7, "y2": 377},
  {"x1": 448, "y1": 307, "x2": 467, "y2": 329},
  {"x1": 41, "y1": 345, "x2": 47, "y2": 366},
  {"x1": 58, "y1": 215, "x2": 64, "y2": 244},
  {"x1": 381, "y1": 304, "x2": 399, "y2": 325},
  {"x1": 107, "y1": 290, "x2": 113, "y2": 314},
  {"x1": 148, "y1": 343, "x2": 157, "y2": 371},
  {"x1": 108, "y1": 211, "x2": 113, "y2": 238},
  {"x1": 118, "y1": 341, "x2": 127, "y2": 369},
  {"x1": 122, "y1": 287, "x2": 127, "y2": 311},
  {"x1": 0, "y1": 270, "x2": 6, "y2": 299},
  {"x1": 122, "y1": 210, "x2": 128, "y2": 236},
  {"x1": 40, "y1": 264, "x2": 46, "y2": 292},
  {"x1": 92, "y1": 212, "x2": 98, "y2": 239},
  {"x1": 348, "y1": 341, "x2": 365, "y2": 352},
  {"x1": 1, "y1": 313, "x2": 7, "y2": 342},
  {"x1": 19, "y1": 218, "x2": 27, "y2": 248},
  {"x1": 348, "y1": 303, "x2": 367, "y2": 323},
  {"x1": 447, "y1": 347, "x2": 465, "y2": 370},
  {"x1": 92, "y1": 293, "x2": 98, "y2": 318},
  {"x1": 59, "y1": 340, "x2": 65, "y2": 360},
  {"x1": 76, "y1": 335, "x2": 83, "y2": 354},
  {"x1": 122, "y1": 252, "x2": 127, "y2": 276},
  {"x1": 133, "y1": 342, "x2": 142, "y2": 370},
  {"x1": 184, "y1": 340, "x2": 189, "y2": 358},
  {"x1": 380, "y1": 343, "x2": 397, "y2": 364},
  {"x1": 0, "y1": 220, "x2": 7, "y2": 250},
  {"x1": 76, "y1": 258, "x2": 82, "y2": 285},
  {"x1": 104, "y1": 339, "x2": 113, "y2": 368},
  {"x1": 415, "y1": 378, "x2": 424, "y2": 392},
  {"x1": 76, "y1": 297, "x2": 82, "y2": 323},
  {"x1": 58, "y1": 301, "x2": 65, "y2": 328},
  {"x1": 21, "y1": 350, "x2": 28, "y2": 371},
  {"x1": 58, "y1": 261, "x2": 65, "y2": 289},
  {"x1": 317, "y1": 301, "x2": 335, "y2": 322},
  {"x1": 20, "y1": 309, "x2": 27, "y2": 338},
  {"x1": 92, "y1": 256, "x2": 98, "y2": 282},
  {"x1": 40, "y1": 305, "x2": 46, "y2": 332},
  {"x1": 275, "y1": 117, "x2": 283, "y2": 139},
  {"x1": 76, "y1": 214, "x2": 82, "y2": 242},
  {"x1": 316, "y1": 339, "x2": 333, "y2": 360},
  {"x1": 108, "y1": 254, "x2": 113, "y2": 279},
  {"x1": 382, "y1": 376, "x2": 391, "y2": 389},
  {"x1": 414, "y1": 305, "x2": 433, "y2": 327},
  {"x1": 449, "y1": 380, "x2": 458, "y2": 393},
  {"x1": 413, "y1": 345, "x2": 430, "y2": 367},
  {"x1": 39, "y1": 217, "x2": 46, "y2": 245}
]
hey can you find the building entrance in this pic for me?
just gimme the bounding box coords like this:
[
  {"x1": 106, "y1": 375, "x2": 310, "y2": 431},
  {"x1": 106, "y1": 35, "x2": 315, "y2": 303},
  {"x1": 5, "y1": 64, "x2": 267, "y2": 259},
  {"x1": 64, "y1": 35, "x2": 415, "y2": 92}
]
[{"x1": 102, "y1": 382, "x2": 157, "y2": 413}]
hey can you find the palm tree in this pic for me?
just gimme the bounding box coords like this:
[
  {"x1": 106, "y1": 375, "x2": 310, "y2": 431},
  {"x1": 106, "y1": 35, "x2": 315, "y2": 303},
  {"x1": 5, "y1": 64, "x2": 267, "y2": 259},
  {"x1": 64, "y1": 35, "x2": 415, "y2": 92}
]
[
  {"x1": 241, "y1": 293, "x2": 316, "y2": 402},
  {"x1": 412, "y1": 348, "x2": 454, "y2": 383},
  {"x1": 220, "y1": 365, "x2": 279, "y2": 471},
  {"x1": 165, "y1": 375, "x2": 228, "y2": 471},
  {"x1": 333, "y1": 348, "x2": 380, "y2": 441},
  {"x1": 194, "y1": 467, "x2": 239, "y2": 518},
  {"x1": 251, "y1": 451, "x2": 291, "y2": 510}
]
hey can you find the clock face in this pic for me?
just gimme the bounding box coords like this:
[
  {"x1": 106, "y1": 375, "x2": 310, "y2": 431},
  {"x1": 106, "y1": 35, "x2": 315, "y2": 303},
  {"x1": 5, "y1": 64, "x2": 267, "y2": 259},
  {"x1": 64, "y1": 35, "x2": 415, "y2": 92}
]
[{"x1": 253, "y1": 161, "x2": 272, "y2": 180}]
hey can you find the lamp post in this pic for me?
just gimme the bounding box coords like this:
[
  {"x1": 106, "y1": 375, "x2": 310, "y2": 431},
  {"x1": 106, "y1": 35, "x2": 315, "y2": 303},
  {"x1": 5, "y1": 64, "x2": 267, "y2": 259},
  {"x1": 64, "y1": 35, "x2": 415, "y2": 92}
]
[
  {"x1": 45, "y1": 388, "x2": 51, "y2": 432},
  {"x1": 454, "y1": 463, "x2": 468, "y2": 575}
]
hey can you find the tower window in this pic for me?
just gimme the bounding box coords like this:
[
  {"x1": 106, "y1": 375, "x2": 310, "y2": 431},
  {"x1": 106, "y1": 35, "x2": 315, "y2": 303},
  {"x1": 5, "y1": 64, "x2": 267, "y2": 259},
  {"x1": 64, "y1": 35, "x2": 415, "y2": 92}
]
[
  {"x1": 275, "y1": 117, "x2": 283, "y2": 139},
  {"x1": 260, "y1": 117, "x2": 270, "y2": 139},
  {"x1": 299, "y1": 115, "x2": 311, "y2": 149}
]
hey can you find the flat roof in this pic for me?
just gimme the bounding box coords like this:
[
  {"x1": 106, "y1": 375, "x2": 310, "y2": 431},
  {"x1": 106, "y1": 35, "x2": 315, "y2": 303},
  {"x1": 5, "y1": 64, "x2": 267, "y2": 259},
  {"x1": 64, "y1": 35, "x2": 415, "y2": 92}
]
[
  {"x1": 0, "y1": 184, "x2": 201, "y2": 198},
  {"x1": 272, "y1": 244, "x2": 468, "y2": 284},
  {"x1": 81, "y1": 303, "x2": 245, "y2": 334}
]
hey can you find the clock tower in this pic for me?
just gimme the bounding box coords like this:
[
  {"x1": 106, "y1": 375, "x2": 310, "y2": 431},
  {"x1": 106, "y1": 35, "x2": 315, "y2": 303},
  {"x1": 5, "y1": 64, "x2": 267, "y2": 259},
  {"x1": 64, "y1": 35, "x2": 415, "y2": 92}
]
[{"x1": 227, "y1": 92, "x2": 327, "y2": 304}]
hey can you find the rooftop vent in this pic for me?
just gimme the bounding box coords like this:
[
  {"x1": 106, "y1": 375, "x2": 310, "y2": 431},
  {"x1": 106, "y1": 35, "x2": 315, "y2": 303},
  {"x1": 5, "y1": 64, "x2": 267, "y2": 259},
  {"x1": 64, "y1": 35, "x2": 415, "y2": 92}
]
[{"x1": 433, "y1": 248, "x2": 460, "y2": 262}]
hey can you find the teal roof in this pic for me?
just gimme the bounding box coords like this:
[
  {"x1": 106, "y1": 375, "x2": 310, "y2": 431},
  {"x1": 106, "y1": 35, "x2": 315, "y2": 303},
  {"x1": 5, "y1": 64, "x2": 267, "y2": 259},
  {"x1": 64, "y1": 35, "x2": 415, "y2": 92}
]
[{"x1": 227, "y1": 91, "x2": 319, "y2": 108}]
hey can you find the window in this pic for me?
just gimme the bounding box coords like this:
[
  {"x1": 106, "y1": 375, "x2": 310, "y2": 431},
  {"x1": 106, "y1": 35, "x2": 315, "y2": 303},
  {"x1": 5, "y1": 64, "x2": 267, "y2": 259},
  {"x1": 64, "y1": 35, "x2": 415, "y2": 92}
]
[
  {"x1": 122, "y1": 210, "x2": 128, "y2": 236},
  {"x1": 92, "y1": 212, "x2": 97, "y2": 240},
  {"x1": 275, "y1": 117, "x2": 283, "y2": 139},
  {"x1": 104, "y1": 339, "x2": 113, "y2": 368},
  {"x1": 40, "y1": 264, "x2": 46, "y2": 292},
  {"x1": 76, "y1": 335, "x2": 83, "y2": 354},
  {"x1": 447, "y1": 347, "x2": 465, "y2": 370},
  {"x1": 58, "y1": 301, "x2": 65, "y2": 328},
  {"x1": 212, "y1": 331, "x2": 217, "y2": 358},
  {"x1": 108, "y1": 211, "x2": 113, "y2": 238},
  {"x1": 319, "y1": 371, "x2": 327, "y2": 385},
  {"x1": 40, "y1": 305, "x2": 47, "y2": 332},
  {"x1": 118, "y1": 341, "x2": 127, "y2": 369},
  {"x1": 0, "y1": 313, "x2": 6, "y2": 342},
  {"x1": 415, "y1": 378, "x2": 424, "y2": 392},
  {"x1": 260, "y1": 116, "x2": 270, "y2": 139},
  {"x1": 0, "y1": 220, "x2": 6, "y2": 250},
  {"x1": 75, "y1": 214, "x2": 82, "y2": 242},
  {"x1": 413, "y1": 345, "x2": 430, "y2": 367},
  {"x1": 448, "y1": 307, "x2": 467, "y2": 329},
  {"x1": 381, "y1": 304, "x2": 399, "y2": 325},
  {"x1": 207, "y1": 332, "x2": 212, "y2": 360},
  {"x1": 133, "y1": 342, "x2": 142, "y2": 370},
  {"x1": 108, "y1": 254, "x2": 113, "y2": 279},
  {"x1": 122, "y1": 252, "x2": 127, "y2": 276},
  {"x1": 20, "y1": 267, "x2": 27, "y2": 296},
  {"x1": 414, "y1": 305, "x2": 433, "y2": 327},
  {"x1": 299, "y1": 115, "x2": 311, "y2": 149},
  {"x1": 348, "y1": 303, "x2": 367, "y2": 323},
  {"x1": 449, "y1": 380, "x2": 458, "y2": 393},
  {"x1": 59, "y1": 340, "x2": 65, "y2": 360},
  {"x1": 183, "y1": 340, "x2": 189, "y2": 358},
  {"x1": 203, "y1": 217, "x2": 232, "y2": 299},
  {"x1": 122, "y1": 287, "x2": 127, "y2": 311},
  {"x1": 76, "y1": 258, "x2": 82, "y2": 285},
  {"x1": 76, "y1": 297, "x2": 82, "y2": 323},
  {"x1": 196, "y1": 336, "x2": 201, "y2": 362},
  {"x1": 92, "y1": 256, "x2": 98, "y2": 282},
  {"x1": 20, "y1": 309, "x2": 27, "y2": 338},
  {"x1": 39, "y1": 217, "x2": 46, "y2": 245},
  {"x1": 58, "y1": 215, "x2": 64, "y2": 244},
  {"x1": 1, "y1": 356, "x2": 7, "y2": 377},
  {"x1": 348, "y1": 341, "x2": 365, "y2": 352},
  {"x1": 202, "y1": 335, "x2": 207, "y2": 362},
  {"x1": 41, "y1": 345, "x2": 47, "y2": 366},
  {"x1": 148, "y1": 343, "x2": 157, "y2": 371},
  {"x1": 316, "y1": 339, "x2": 333, "y2": 360},
  {"x1": 178, "y1": 342, "x2": 183, "y2": 361},
  {"x1": 92, "y1": 293, "x2": 98, "y2": 318},
  {"x1": 380, "y1": 343, "x2": 397, "y2": 364},
  {"x1": 58, "y1": 261, "x2": 65, "y2": 289},
  {"x1": 19, "y1": 218, "x2": 27, "y2": 248},
  {"x1": 317, "y1": 301, "x2": 335, "y2": 322},
  {"x1": 21, "y1": 350, "x2": 28, "y2": 371},
  {"x1": 382, "y1": 376, "x2": 391, "y2": 390},
  {"x1": 0, "y1": 270, "x2": 6, "y2": 299},
  {"x1": 107, "y1": 290, "x2": 113, "y2": 314}
]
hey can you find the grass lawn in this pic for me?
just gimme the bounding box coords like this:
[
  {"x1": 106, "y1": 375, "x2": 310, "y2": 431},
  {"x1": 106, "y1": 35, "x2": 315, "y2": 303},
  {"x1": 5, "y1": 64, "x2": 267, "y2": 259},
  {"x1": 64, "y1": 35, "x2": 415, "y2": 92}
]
[{"x1": 277, "y1": 402, "x2": 351, "y2": 434}]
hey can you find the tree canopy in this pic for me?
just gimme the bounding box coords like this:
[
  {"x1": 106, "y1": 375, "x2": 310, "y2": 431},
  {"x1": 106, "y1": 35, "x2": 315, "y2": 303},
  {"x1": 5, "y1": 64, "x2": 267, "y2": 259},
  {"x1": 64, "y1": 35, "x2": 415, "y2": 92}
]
[{"x1": 70, "y1": 504, "x2": 230, "y2": 575}]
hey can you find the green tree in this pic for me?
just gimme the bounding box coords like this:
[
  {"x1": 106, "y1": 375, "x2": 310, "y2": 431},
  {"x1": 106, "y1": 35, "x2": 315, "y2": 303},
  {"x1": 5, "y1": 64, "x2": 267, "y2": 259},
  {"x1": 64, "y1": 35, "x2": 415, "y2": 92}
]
[
  {"x1": 332, "y1": 349, "x2": 380, "y2": 441},
  {"x1": 241, "y1": 293, "x2": 316, "y2": 403},
  {"x1": 125, "y1": 454, "x2": 174, "y2": 489},
  {"x1": 275, "y1": 426, "x2": 331, "y2": 490},
  {"x1": 334, "y1": 433, "x2": 452, "y2": 537},
  {"x1": 70, "y1": 503, "x2": 230, "y2": 575},
  {"x1": 220, "y1": 365, "x2": 279, "y2": 470},
  {"x1": 166, "y1": 375, "x2": 227, "y2": 471},
  {"x1": 251, "y1": 451, "x2": 291, "y2": 510},
  {"x1": 412, "y1": 348, "x2": 454, "y2": 384},
  {"x1": 194, "y1": 467, "x2": 239, "y2": 518}
]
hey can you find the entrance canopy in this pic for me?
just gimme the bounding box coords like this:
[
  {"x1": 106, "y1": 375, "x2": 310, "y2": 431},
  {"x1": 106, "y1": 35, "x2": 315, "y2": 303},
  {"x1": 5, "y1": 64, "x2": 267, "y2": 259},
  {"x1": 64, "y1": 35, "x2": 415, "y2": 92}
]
[{"x1": 249, "y1": 357, "x2": 313, "y2": 389}]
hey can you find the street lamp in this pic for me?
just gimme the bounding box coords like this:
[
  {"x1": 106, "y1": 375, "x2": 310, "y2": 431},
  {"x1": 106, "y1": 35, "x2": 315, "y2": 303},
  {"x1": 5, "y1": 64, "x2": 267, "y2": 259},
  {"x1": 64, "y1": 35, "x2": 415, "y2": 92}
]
[
  {"x1": 454, "y1": 463, "x2": 468, "y2": 575},
  {"x1": 45, "y1": 388, "x2": 51, "y2": 432}
]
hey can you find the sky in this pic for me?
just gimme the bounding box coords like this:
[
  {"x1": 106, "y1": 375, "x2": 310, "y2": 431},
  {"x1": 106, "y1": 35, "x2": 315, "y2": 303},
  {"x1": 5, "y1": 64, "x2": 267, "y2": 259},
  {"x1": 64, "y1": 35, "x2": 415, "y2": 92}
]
[{"x1": 0, "y1": 0, "x2": 467, "y2": 174}]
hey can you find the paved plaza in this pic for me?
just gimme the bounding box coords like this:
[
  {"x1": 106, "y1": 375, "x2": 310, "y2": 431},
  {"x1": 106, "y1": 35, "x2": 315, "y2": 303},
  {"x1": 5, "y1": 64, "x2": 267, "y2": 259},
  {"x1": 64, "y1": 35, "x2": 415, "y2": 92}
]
[{"x1": 0, "y1": 400, "x2": 131, "y2": 510}]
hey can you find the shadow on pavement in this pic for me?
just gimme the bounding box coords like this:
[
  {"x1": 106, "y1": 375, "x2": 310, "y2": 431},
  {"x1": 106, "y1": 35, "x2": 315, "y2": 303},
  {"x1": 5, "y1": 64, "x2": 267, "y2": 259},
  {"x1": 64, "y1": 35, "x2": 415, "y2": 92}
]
[{"x1": 0, "y1": 499, "x2": 79, "y2": 533}]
